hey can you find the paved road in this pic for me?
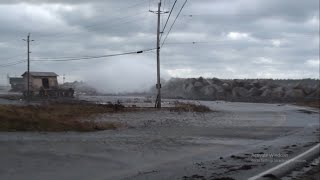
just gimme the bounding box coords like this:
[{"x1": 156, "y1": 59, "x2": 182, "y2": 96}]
[{"x1": 0, "y1": 101, "x2": 319, "y2": 180}]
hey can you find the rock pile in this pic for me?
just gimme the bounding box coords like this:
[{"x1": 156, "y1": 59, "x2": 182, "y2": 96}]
[{"x1": 159, "y1": 78, "x2": 320, "y2": 102}]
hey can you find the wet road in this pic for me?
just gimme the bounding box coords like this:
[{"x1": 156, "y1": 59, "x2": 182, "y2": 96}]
[{"x1": 0, "y1": 100, "x2": 319, "y2": 180}]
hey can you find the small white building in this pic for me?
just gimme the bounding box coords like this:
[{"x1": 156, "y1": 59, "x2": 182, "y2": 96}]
[{"x1": 21, "y1": 72, "x2": 59, "y2": 91}]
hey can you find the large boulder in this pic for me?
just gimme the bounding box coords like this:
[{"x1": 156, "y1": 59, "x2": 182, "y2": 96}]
[
  {"x1": 251, "y1": 80, "x2": 262, "y2": 88},
  {"x1": 271, "y1": 87, "x2": 284, "y2": 98},
  {"x1": 200, "y1": 85, "x2": 216, "y2": 97},
  {"x1": 194, "y1": 81, "x2": 204, "y2": 88},
  {"x1": 308, "y1": 88, "x2": 320, "y2": 98},
  {"x1": 197, "y1": 77, "x2": 210, "y2": 86},
  {"x1": 302, "y1": 86, "x2": 316, "y2": 95},
  {"x1": 232, "y1": 87, "x2": 248, "y2": 97},
  {"x1": 312, "y1": 83, "x2": 320, "y2": 90},
  {"x1": 293, "y1": 82, "x2": 303, "y2": 89},
  {"x1": 212, "y1": 84, "x2": 224, "y2": 93},
  {"x1": 261, "y1": 89, "x2": 272, "y2": 97},
  {"x1": 248, "y1": 87, "x2": 262, "y2": 96},
  {"x1": 284, "y1": 89, "x2": 305, "y2": 98},
  {"x1": 258, "y1": 79, "x2": 271, "y2": 87},
  {"x1": 244, "y1": 82, "x2": 254, "y2": 90},
  {"x1": 233, "y1": 79, "x2": 245, "y2": 87},
  {"x1": 186, "y1": 78, "x2": 196, "y2": 86},
  {"x1": 259, "y1": 85, "x2": 270, "y2": 92},
  {"x1": 222, "y1": 83, "x2": 232, "y2": 91},
  {"x1": 183, "y1": 83, "x2": 194, "y2": 94},
  {"x1": 211, "y1": 78, "x2": 223, "y2": 85},
  {"x1": 212, "y1": 84, "x2": 225, "y2": 99}
]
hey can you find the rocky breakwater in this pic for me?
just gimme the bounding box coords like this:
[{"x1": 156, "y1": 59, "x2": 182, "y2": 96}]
[{"x1": 159, "y1": 78, "x2": 320, "y2": 103}]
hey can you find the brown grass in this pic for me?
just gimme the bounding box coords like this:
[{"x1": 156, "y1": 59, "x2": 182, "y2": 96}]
[
  {"x1": 0, "y1": 103, "x2": 126, "y2": 132},
  {"x1": 169, "y1": 102, "x2": 212, "y2": 112},
  {"x1": 0, "y1": 101, "x2": 213, "y2": 131},
  {"x1": 295, "y1": 100, "x2": 320, "y2": 109}
]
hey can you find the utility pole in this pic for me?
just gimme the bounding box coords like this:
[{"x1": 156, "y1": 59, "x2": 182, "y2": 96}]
[
  {"x1": 23, "y1": 33, "x2": 34, "y2": 102},
  {"x1": 63, "y1": 74, "x2": 66, "y2": 84},
  {"x1": 6, "y1": 73, "x2": 10, "y2": 87},
  {"x1": 150, "y1": 1, "x2": 168, "y2": 108},
  {"x1": 156, "y1": 1, "x2": 161, "y2": 108}
]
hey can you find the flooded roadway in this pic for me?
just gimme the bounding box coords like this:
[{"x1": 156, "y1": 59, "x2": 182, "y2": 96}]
[{"x1": 0, "y1": 97, "x2": 319, "y2": 180}]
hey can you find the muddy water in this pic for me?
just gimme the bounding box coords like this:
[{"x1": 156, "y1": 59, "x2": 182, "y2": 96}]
[
  {"x1": 0, "y1": 90, "x2": 22, "y2": 105},
  {"x1": 0, "y1": 97, "x2": 319, "y2": 180}
]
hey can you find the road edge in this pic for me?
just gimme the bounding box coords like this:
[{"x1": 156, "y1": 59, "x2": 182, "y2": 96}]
[{"x1": 248, "y1": 143, "x2": 320, "y2": 180}]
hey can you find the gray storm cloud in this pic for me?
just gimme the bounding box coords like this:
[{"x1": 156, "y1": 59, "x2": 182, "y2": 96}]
[{"x1": 0, "y1": 0, "x2": 319, "y2": 92}]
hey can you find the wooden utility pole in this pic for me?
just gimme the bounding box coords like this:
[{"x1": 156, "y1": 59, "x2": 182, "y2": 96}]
[
  {"x1": 156, "y1": 1, "x2": 161, "y2": 108},
  {"x1": 150, "y1": 1, "x2": 167, "y2": 108},
  {"x1": 6, "y1": 73, "x2": 10, "y2": 86},
  {"x1": 23, "y1": 33, "x2": 33, "y2": 102}
]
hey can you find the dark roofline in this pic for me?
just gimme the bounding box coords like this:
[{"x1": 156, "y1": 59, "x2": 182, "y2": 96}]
[{"x1": 21, "y1": 71, "x2": 59, "y2": 77}]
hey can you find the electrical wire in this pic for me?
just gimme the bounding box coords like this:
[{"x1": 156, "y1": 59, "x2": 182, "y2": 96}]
[
  {"x1": 164, "y1": 41, "x2": 211, "y2": 45},
  {"x1": 36, "y1": 11, "x2": 148, "y2": 41},
  {"x1": 0, "y1": 60, "x2": 26, "y2": 66},
  {"x1": 162, "y1": 39, "x2": 278, "y2": 45},
  {"x1": 34, "y1": 0, "x2": 149, "y2": 41},
  {"x1": 34, "y1": 47, "x2": 157, "y2": 60},
  {"x1": 1, "y1": 0, "x2": 149, "y2": 45},
  {"x1": 160, "y1": 0, "x2": 178, "y2": 40},
  {"x1": 161, "y1": 0, "x2": 188, "y2": 47},
  {"x1": 32, "y1": 48, "x2": 157, "y2": 62},
  {"x1": 0, "y1": 54, "x2": 24, "y2": 62},
  {"x1": 0, "y1": 60, "x2": 26, "y2": 68}
]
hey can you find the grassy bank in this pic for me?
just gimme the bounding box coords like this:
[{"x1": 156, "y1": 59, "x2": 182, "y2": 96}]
[
  {"x1": 169, "y1": 101, "x2": 212, "y2": 112},
  {"x1": 0, "y1": 103, "x2": 126, "y2": 132},
  {"x1": 295, "y1": 100, "x2": 320, "y2": 109},
  {"x1": 0, "y1": 102, "x2": 212, "y2": 132}
]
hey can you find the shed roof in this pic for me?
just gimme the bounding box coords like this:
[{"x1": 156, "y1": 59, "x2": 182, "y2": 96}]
[
  {"x1": 21, "y1": 72, "x2": 58, "y2": 77},
  {"x1": 9, "y1": 77, "x2": 24, "y2": 84}
]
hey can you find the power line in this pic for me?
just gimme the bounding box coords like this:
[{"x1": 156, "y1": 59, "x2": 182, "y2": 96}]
[
  {"x1": 74, "y1": 13, "x2": 150, "y2": 36},
  {"x1": 33, "y1": 47, "x2": 156, "y2": 60},
  {"x1": 163, "y1": 41, "x2": 211, "y2": 45},
  {"x1": 162, "y1": 39, "x2": 281, "y2": 45},
  {"x1": 0, "y1": 60, "x2": 26, "y2": 68},
  {"x1": 1, "y1": 0, "x2": 150, "y2": 45},
  {"x1": 181, "y1": 14, "x2": 314, "y2": 17},
  {"x1": 45, "y1": 13, "x2": 150, "y2": 44},
  {"x1": 36, "y1": 11, "x2": 149, "y2": 41},
  {"x1": 160, "y1": 0, "x2": 178, "y2": 40},
  {"x1": 0, "y1": 54, "x2": 25, "y2": 62},
  {"x1": 31, "y1": 48, "x2": 157, "y2": 62},
  {"x1": 35, "y1": 0, "x2": 149, "y2": 40},
  {"x1": 0, "y1": 60, "x2": 26, "y2": 67},
  {"x1": 165, "y1": 41, "x2": 209, "y2": 44},
  {"x1": 161, "y1": 0, "x2": 188, "y2": 47}
]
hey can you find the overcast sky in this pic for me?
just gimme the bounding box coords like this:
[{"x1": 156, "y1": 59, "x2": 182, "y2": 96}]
[{"x1": 0, "y1": 0, "x2": 319, "y2": 92}]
